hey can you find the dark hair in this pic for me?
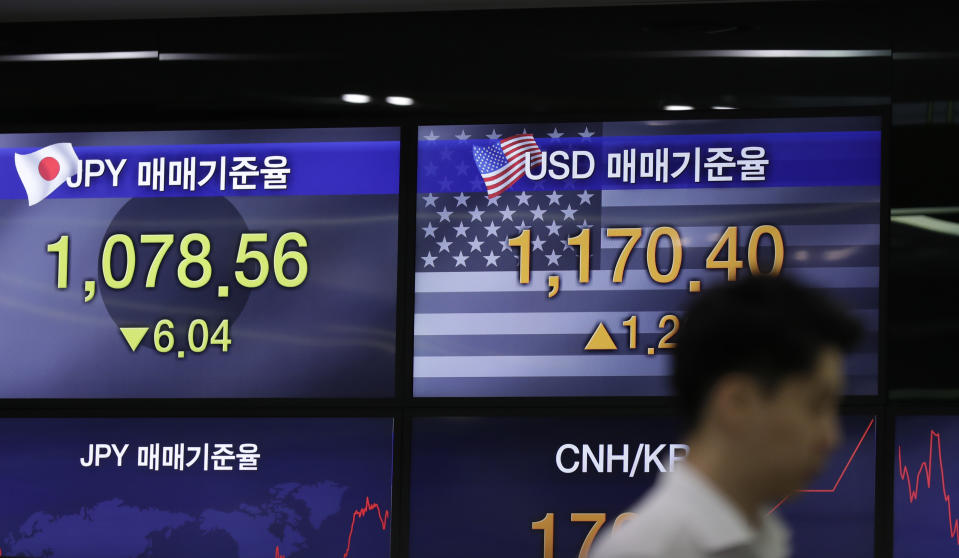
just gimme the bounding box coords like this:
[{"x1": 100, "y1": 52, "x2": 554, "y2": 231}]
[{"x1": 672, "y1": 275, "x2": 862, "y2": 426}]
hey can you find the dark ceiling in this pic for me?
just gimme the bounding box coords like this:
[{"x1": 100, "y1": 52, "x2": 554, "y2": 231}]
[{"x1": 0, "y1": 0, "x2": 724, "y2": 22}]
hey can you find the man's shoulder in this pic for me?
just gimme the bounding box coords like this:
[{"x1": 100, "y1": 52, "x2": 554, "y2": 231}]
[{"x1": 591, "y1": 486, "x2": 703, "y2": 558}]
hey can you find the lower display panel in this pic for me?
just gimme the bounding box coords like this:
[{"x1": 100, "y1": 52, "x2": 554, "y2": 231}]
[
  {"x1": 408, "y1": 415, "x2": 875, "y2": 558},
  {"x1": 0, "y1": 417, "x2": 394, "y2": 558}
]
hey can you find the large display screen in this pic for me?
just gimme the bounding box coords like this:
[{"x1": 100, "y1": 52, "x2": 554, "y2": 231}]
[
  {"x1": 894, "y1": 415, "x2": 959, "y2": 556},
  {"x1": 0, "y1": 417, "x2": 394, "y2": 558},
  {"x1": 408, "y1": 415, "x2": 875, "y2": 558},
  {"x1": 0, "y1": 128, "x2": 399, "y2": 397},
  {"x1": 413, "y1": 117, "x2": 881, "y2": 397}
]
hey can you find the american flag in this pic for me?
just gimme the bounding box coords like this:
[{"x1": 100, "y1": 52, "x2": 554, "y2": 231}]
[{"x1": 472, "y1": 134, "x2": 544, "y2": 199}]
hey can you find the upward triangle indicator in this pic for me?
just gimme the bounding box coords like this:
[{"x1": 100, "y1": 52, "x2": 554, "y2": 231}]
[{"x1": 584, "y1": 322, "x2": 618, "y2": 351}]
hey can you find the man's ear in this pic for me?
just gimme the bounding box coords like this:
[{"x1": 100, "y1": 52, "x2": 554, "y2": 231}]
[{"x1": 708, "y1": 373, "x2": 762, "y2": 431}]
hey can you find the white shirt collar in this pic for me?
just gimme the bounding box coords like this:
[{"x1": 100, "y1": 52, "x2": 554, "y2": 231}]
[{"x1": 661, "y1": 463, "x2": 790, "y2": 554}]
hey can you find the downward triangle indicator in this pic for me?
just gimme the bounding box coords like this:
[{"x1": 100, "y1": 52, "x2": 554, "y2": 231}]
[
  {"x1": 120, "y1": 327, "x2": 149, "y2": 351},
  {"x1": 584, "y1": 322, "x2": 618, "y2": 351}
]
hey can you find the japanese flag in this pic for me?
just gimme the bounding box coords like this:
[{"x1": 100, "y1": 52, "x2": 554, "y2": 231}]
[{"x1": 14, "y1": 143, "x2": 80, "y2": 206}]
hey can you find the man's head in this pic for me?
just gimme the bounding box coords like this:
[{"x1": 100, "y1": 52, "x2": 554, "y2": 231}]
[{"x1": 673, "y1": 276, "x2": 861, "y2": 496}]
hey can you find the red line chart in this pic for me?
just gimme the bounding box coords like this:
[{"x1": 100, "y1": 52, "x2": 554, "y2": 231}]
[
  {"x1": 343, "y1": 497, "x2": 391, "y2": 558},
  {"x1": 897, "y1": 428, "x2": 959, "y2": 545},
  {"x1": 273, "y1": 496, "x2": 390, "y2": 558},
  {"x1": 768, "y1": 417, "x2": 875, "y2": 514}
]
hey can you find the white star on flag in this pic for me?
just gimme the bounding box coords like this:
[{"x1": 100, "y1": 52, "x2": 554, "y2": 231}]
[
  {"x1": 467, "y1": 236, "x2": 484, "y2": 252},
  {"x1": 483, "y1": 221, "x2": 501, "y2": 237},
  {"x1": 530, "y1": 205, "x2": 547, "y2": 221},
  {"x1": 436, "y1": 237, "x2": 452, "y2": 252},
  {"x1": 468, "y1": 206, "x2": 485, "y2": 221}
]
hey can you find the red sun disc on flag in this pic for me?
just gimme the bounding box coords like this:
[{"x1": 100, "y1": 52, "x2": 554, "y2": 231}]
[{"x1": 38, "y1": 157, "x2": 60, "y2": 181}]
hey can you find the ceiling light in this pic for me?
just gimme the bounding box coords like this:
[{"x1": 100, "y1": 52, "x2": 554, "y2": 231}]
[
  {"x1": 386, "y1": 96, "x2": 414, "y2": 106},
  {"x1": 0, "y1": 51, "x2": 158, "y2": 62},
  {"x1": 341, "y1": 93, "x2": 371, "y2": 104},
  {"x1": 631, "y1": 49, "x2": 890, "y2": 59}
]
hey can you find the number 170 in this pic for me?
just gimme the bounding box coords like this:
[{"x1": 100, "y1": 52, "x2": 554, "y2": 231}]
[{"x1": 532, "y1": 512, "x2": 636, "y2": 558}]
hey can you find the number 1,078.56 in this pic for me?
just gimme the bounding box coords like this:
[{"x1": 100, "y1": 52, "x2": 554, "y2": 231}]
[{"x1": 45, "y1": 232, "x2": 309, "y2": 291}]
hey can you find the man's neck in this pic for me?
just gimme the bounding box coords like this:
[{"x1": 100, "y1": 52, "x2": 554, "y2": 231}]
[{"x1": 684, "y1": 431, "x2": 766, "y2": 527}]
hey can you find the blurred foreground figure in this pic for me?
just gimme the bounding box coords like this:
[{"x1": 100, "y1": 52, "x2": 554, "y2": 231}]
[{"x1": 592, "y1": 276, "x2": 861, "y2": 558}]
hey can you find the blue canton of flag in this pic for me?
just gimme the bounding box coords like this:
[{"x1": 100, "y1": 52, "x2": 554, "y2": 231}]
[{"x1": 417, "y1": 190, "x2": 599, "y2": 272}]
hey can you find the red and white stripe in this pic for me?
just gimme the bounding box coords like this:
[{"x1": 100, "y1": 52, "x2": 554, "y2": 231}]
[{"x1": 481, "y1": 133, "x2": 544, "y2": 199}]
